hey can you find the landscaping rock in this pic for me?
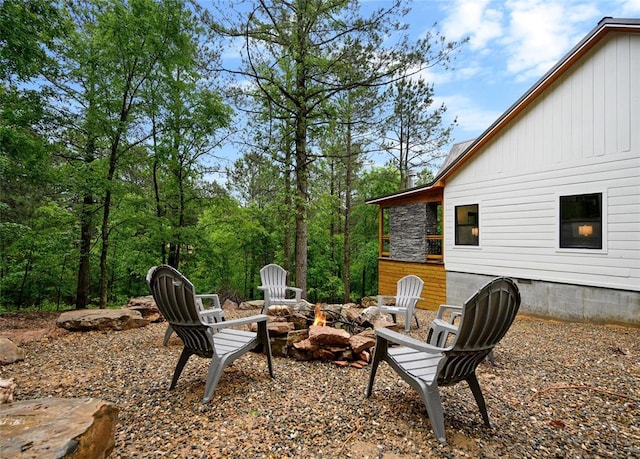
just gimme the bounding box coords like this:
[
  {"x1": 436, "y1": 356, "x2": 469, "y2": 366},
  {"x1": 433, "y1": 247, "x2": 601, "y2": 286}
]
[
  {"x1": 0, "y1": 337, "x2": 25, "y2": 365},
  {"x1": 308, "y1": 325, "x2": 350, "y2": 346},
  {"x1": 0, "y1": 378, "x2": 16, "y2": 403},
  {"x1": 348, "y1": 333, "x2": 376, "y2": 354},
  {"x1": 222, "y1": 299, "x2": 238, "y2": 311},
  {"x1": 266, "y1": 321, "x2": 295, "y2": 336},
  {"x1": 239, "y1": 300, "x2": 263, "y2": 310},
  {"x1": 122, "y1": 296, "x2": 163, "y2": 322},
  {"x1": 56, "y1": 309, "x2": 149, "y2": 332},
  {"x1": 0, "y1": 397, "x2": 118, "y2": 458}
]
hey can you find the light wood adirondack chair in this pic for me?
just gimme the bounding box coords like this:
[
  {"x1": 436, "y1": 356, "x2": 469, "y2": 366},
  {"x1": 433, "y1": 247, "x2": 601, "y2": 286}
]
[
  {"x1": 258, "y1": 264, "x2": 302, "y2": 313},
  {"x1": 147, "y1": 265, "x2": 274, "y2": 403},
  {"x1": 377, "y1": 274, "x2": 424, "y2": 332},
  {"x1": 146, "y1": 266, "x2": 225, "y2": 346},
  {"x1": 366, "y1": 277, "x2": 521, "y2": 445}
]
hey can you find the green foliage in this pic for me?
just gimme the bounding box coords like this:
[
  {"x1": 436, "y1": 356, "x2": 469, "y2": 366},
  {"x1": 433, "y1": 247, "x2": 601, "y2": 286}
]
[{"x1": 0, "y1": 0, "x2": 460, "y2": 310}]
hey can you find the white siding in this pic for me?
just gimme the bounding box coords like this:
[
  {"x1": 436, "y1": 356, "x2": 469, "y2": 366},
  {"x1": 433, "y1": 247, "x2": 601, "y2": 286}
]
[{"x1": 444, "y1": 32, "x2": 640, "y2": 292}]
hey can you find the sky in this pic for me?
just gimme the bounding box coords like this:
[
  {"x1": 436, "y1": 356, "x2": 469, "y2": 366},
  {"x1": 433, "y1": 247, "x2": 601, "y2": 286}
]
[
  {"x1": 210, "y1": 0, "x2": 640, "y2": 172},
  {"x1": 379, "y1": 0, "x2": 640, "y2": 149}
]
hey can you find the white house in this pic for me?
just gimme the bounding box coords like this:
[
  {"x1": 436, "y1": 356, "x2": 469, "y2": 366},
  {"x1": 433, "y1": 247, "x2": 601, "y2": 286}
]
[{"x1": 368, "y1": 17, "x2": 640, "y2": 326}]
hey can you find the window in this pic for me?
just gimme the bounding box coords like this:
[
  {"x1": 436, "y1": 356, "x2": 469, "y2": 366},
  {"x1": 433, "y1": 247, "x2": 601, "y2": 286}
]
[
  {"x1": 559, "y1": 193, "x2": 602, "y2": 249},
  {"x1": 455, "y1": 204, "x2": 479, "y2": 246},
  {"x1": 381, "y1": 207, "x2": 390, "y2": 256}
]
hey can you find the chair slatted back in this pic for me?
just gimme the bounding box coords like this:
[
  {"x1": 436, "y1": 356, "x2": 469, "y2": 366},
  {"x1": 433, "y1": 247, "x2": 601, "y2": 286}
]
[
  {"x1": 396, "y1": 275, "x2": 424, "y2": 309},
  {"x1": 438, "y1": 277, "x2": 520, "y2": 385},
  {"x1": 260, "y1": 264, "x2": 289, "y2": 299},
  {"x1": 148, "y1": 265, "x2": 213, "y2": 357}
]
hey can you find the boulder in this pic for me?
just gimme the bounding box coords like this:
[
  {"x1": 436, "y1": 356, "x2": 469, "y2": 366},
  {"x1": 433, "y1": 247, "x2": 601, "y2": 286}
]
[
  {"x1": 349, "y1": 334, "x2": 376, "y2": 354},
  {"x1": 360, "y1": 296, "x2": 378, "y2": 307},
  {"x1": 286, "y1": 329, "x2": 309, "y2": 346},
  {"x1": 122, "y1": 295, "x2": 163, "y2": 322},
  {"x1": 0, "y1": 337, "x2": 25, "y2": 365},
  {"x1": 239, "y1": 300, "x2": 263, "y2": 310},
  {"x1": 1, "y1": 378, "x2": 16, "y2": 403},
  {"x1": 266, "y1": 321, "x2": 295, "y2": 336},
  {"x1": 222, "y1": 299, "x2": 238, "y2": 311},
  {"x1": 57, "y1": 309, "x2": 149, "y2": 332},
  {"x1": 0, "y1": 397, "x2": 118, "y2": 458},
  {"x1": 308, "y1": 325, "x2": 350, "y2": 346}
]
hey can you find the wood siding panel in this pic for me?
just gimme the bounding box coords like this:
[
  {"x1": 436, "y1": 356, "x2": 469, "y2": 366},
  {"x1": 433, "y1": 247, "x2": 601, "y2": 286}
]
[
  {"x1": 444, "y1": 32, "x2": 640, "y2": 292},
  {"x1": 378, "y1": 259, "x2": 446, "y2": 310}
]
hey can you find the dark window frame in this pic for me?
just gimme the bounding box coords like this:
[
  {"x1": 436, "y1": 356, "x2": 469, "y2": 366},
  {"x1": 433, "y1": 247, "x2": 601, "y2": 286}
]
[
  {"x1": 455, "y1": 203, "x2": 480, "y2": 246},
  {"x1": 559, "y1": 192, "x2": 603, "y2": 250}
]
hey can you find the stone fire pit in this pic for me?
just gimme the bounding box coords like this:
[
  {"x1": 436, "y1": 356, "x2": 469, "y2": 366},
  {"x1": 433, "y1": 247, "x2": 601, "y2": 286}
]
[{"x1": 256, "y1": 302, "x2": 399, "y2": 368}]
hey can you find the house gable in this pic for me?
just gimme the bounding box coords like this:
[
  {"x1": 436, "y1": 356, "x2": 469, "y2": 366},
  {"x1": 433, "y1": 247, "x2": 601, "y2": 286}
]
[{"x1": 444, "y1": 28, "x2": 639, "y2": 296}]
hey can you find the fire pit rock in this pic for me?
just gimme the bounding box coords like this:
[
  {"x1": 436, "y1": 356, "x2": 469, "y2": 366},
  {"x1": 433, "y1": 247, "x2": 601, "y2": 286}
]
[{"x1": 252, "y1": 302, "x2": 398, "y2": 366}]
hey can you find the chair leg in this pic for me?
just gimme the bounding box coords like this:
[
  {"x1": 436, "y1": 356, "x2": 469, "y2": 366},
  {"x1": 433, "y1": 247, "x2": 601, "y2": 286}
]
[
  {"x1": 258, "y1": 321, "x2": 275, "y2": 378},
  {"x1": 202, "y1": 356, "x2": 225, "y2": 403},
  {"x1": 414, "y1": 313, "x2": 420, "y2": 329},
  {"x1": 426, "y1": 326, "x2": 434, "y2": 343},
  {"x1": 466, "y1": 374, "x2": 491, "y2": 427},
  {"x1": 163, "y1": 324, "x2": 174, "y2": 346},
  {"x1": 170, "y1": 348, "x2": 192, "y2": 390},
  {"x1": 421, "y1": 384, "x2": 447, "y2": 446},
  {"x1": 366, "y1": 337, "x2": 387, "y2": 397}
]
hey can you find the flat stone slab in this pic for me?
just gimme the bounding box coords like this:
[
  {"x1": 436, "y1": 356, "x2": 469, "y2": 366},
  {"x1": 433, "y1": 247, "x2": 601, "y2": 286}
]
[
  {"x1": 0, "y1": 397, "x2": 118, "y2": 458},
  {"x1": 57, "y1": 309, "x2": 149, "y2": 331}
]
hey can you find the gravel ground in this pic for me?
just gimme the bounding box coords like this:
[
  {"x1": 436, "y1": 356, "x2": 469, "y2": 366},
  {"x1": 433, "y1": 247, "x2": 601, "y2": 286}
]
[{"x1": 2, "y1": 308, "x2": 639, "y2": 458}]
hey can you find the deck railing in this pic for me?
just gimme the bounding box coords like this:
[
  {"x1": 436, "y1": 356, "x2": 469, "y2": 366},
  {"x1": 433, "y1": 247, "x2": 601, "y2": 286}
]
[
  {"x1": 426, "y1": 235, "x2": 443, "y2": 261},
  {"x1": 379, "y1": 235, "x2": 443, "y2": 261}
]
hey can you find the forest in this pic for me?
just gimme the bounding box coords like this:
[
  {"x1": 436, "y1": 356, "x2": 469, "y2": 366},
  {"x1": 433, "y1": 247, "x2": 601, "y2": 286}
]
[{"x1": 0, "y1": 0, "x2": 463, "y2": 311}]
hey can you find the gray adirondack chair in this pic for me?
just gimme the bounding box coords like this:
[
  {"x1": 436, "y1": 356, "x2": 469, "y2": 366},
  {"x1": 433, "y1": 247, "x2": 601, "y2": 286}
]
[
  {"x1": 366, "y1": 277, "x2": 521, "y2": 445},
  {"x1": 258, "y1": 264, "x2": 302, "y2": 313},
  {"x1": 147, "y1": 265, "x2": 274, "y2": 403},
  {"x1": 146, "y1": 266, "x2": 225, "y2": 346},
  {"x1": 377, "y1": 274, "x2": 424, "y2": 332},
  {"x1": 427, "y1": 303, "x2": 496, "y2": 365}
]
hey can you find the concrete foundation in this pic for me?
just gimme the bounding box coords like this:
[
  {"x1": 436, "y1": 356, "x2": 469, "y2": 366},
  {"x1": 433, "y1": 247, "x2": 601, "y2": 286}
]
[{"x1": 446, "y1": 271, "x2": 640, "y2": 327}]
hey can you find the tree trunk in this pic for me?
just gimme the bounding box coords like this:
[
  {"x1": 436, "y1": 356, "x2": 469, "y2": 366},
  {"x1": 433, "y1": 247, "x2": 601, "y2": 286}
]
[
  {"x1": 343, "y1": 122, "x2": 353, "y2": 303},
  {"x1": 294, "y1": 112, "x2": 308, "y2": 297},
  {"x1": 76, "y1": 193, "x2": 94, "y2": 309},
  {"x1": 98, "y1": 188, "x2": 111, "y2": 308},
  {"x1": 151, "y1": 116, "x2": 167, "y2": 264},
  {"x1": 283, "y1": 146, "x2": 293, "y2": 275},
  {"x1": 98, "y1": 125, "x2": 123, "y2": 307}
]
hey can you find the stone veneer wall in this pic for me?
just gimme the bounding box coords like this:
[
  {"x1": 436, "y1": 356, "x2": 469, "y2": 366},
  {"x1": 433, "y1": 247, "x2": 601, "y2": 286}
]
[{"x1": 390, "y1": 203, "x2": 427, "y2": 262}]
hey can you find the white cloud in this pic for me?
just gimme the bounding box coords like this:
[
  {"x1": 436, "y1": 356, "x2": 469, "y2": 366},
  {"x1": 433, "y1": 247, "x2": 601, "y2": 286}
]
[
  {"x1": 620, "y1": 0, "x2": 640, "y2": 14},
  {"x1": 501, "y1": 0, "x2": 600, "y2": 81},
  {"x1": 437, "y1": 0, "x2": 607, "y2": 82},
  {"x1": 440, "y1": 0, "x2": 504, "y2": 50},
  {"x1": 436, "y1": 94, "x2": 503, "y2": 136}
]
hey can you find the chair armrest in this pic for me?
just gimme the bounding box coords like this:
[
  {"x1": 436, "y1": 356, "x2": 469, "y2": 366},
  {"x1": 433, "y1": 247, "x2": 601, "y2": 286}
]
[
  {"x1": 195, "y1": 294, "x2": 221, "y2": 309},
  {"x1": 286, "y1": 286, "x2": 302, "y2": 301},
  {"x1": 258, "y1": 285, "x2": 302, "y2": 299},
  {"x1": 375, "y1": 327, "x2": 444, "y2": 354},
  {"x1": 435, "y1": 304, "x2": 462, "y2": 320},
  {"x1": 377, "y1": 295, "x2": 396, "y2": 307},
  {"x1": 203, "y1": 314, "x2": 268, "y2": 330},
  {"x1": 400, "y1": 296, "x2": 423, "y2": 303},
  {"x1": 430, "y1": 319, "x2": 458, "y2": 334}
]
